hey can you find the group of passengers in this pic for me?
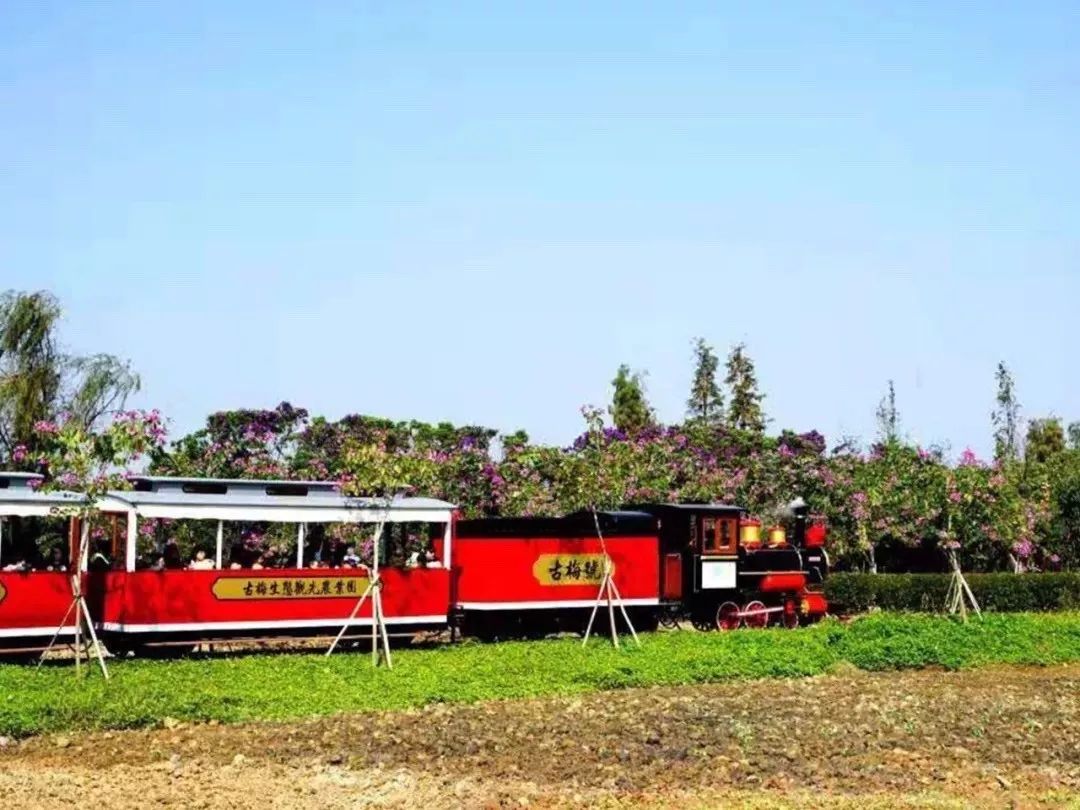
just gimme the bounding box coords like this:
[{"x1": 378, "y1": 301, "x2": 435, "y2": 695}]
[{"x1": 1, "y1": 546, "x2": 69, "y2": 573}]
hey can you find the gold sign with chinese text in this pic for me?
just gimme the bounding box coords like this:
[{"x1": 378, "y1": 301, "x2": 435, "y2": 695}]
[
  {"x1": 532, "y1": 554, "x2": 609, "y2": 586},
  {"x1": 211, "y1": 576, "x2": 369, "y2": 601}
]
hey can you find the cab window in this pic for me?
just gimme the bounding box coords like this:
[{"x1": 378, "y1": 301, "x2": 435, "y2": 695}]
[
  {"x1": 702, "y1": 518, "x2": 718, "y2": 552},
  {"x1": 702, "y1": 516, "x2": 738, "y2": 555}
]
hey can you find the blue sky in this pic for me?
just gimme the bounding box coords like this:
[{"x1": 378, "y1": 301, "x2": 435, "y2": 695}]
[{"x1": 1, "y1": 2, "x2": 1077, "y2": 456}]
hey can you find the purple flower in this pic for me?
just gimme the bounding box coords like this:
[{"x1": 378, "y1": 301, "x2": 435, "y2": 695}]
[
  {"x1": 1012, "y1": 539, "x2": 1035, "y2": 559},
  {"x1": 12, "y1": 444, "x2": 28, "y2": 462}
]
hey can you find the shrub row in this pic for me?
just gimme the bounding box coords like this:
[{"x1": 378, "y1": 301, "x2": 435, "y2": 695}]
[{"x1": 826, "y1": 572, "x2": 1080, "y2": 614}]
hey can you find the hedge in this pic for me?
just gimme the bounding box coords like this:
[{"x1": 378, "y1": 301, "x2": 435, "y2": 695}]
[{"x1": 825, "y1": 572, "x2": 1080, "y2": 614}]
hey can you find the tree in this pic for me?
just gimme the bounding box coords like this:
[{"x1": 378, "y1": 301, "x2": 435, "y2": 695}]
[
  {"x1": 875, "y1": 380, "x2": 900, "y2": 444},
  {"x1": 1025, "y1": 418, "x2": 1066, "y2": 465},
  {"x1": 609, "y1": 364, "x2": 653, "y2": 435},
  {"x1": 1068, "y1": 422, "x2": 1080, "y2": 451},
  {"x1": 686, "y1": 337, "x2": 724, "y2": 424},
  {"x1": 991, "y1": 362, "x2": 1020, "y2": 461},
  {"x1": 0, "y1": 290, "x2": 139, "y2": 463},
  {"x1": 724, "y1": 343, "x2": 766, "y2": 434}
]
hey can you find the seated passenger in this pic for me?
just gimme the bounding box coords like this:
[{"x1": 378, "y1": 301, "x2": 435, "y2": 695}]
[
  {"x1": 188, "y1": 549, "x2": 214, "y2": 570},
  {"x1": 2, "y1": 556, "x2": 29, "y2": 572},
  {"x1": 342, "y1": 546, "x2": 360, "y2": 568},
  {"x1": 423, "y1": 549, "x2": 442, "y2": 568},
  {"x1": 163, "y1": 540, "x2": 183, "y2": 570},
  {"x1": 89, "y1": 541, "x2": 112, "y2": 572},
  {"x1": 45, "y1": 547, "x2": 68, "y2": 572}
]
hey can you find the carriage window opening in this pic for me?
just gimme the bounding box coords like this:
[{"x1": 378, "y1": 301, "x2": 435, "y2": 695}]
[
  {"x1": 265, "y1": 484, "x2": 308, "y2": 497},
  {"x1": 182, "y1": 482, "x2": 228, "y2": 495},
  {"x1": 0, "y1": 478, "x2": 10, "y2": 489}
]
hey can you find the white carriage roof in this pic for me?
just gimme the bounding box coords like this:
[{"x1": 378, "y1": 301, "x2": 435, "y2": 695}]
[
  {"x1": 0, "y1": 472, "x2": 85, "y2": 517},
  {"x1": 96, "y1": 476, "x2": 455, "y2": 524}
]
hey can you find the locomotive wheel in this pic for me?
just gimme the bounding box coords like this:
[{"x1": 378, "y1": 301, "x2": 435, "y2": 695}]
[
  {"x1": 691, "y1": 614, "x2": 716, "y2": 632},
  {"x1": 658, "y1": 607, "x2": 681, "y2": 629},
  {"x1": 715, "y1": 601, "x2": 741, "y2": 631},
  {"x1": 782, "y1": 607, "x2": 800, "y2": 630},
  {"x1": 743, "y1": 600, "x2": 769, "y2": 629}
]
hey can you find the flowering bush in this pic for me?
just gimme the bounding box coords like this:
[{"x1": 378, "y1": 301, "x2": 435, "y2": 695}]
[
  {"x1": 137, "y1": 404, "x2": 1080, "y2": 574},
  {"x1": 31, "y1": 409, "x2": 167, "y2": 502}
]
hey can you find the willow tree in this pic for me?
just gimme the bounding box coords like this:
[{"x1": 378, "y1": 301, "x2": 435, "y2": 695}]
[{"x1": 0, "y1": 290, "x2": 139, "y2": 462}]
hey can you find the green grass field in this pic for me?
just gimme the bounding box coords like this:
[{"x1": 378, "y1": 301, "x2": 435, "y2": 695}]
[{"x1": 2, "y1": 612, "x2": 1079, "y2": 739}]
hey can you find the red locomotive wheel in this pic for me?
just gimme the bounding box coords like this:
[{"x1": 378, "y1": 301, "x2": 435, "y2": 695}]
[
  {"x1": 715, "y1": 601, "x2": 741, "y2": 631},
  {"x1": 743, "y1": 600, "x2": 769, "y2": 629}
]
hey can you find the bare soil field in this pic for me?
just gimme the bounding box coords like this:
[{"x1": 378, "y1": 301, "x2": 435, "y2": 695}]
[{"x1": 1, "y1": 664, "x2": 1077, "y2": 809}]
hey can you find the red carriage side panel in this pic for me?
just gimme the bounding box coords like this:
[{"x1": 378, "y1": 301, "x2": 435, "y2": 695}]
[
  {"x1": 0, "y1": 572, "x2": 77, "y2": 642},
  {"x1": 95, "y1": 568, "x2": 450, "y2": 635},
  {"x1": 453, "y1": 513, "x2": 660, "y2": 610}
]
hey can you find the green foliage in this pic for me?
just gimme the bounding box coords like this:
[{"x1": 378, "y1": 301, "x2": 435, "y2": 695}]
[
  {"x1": 826, "y1": 572, "x2": 1080, "y2": 613},
  {"x1": 609, "y1": 364, "x2": 653, "y2": 436},
  {"x1": 1026, "y1": 418, "x2": 1066, "y2": 465},
  {"x1": 0, "y1": 290, "x2": 139, "y2": 463},
  {"x1": 686, "y1": 337, "x2": 723, "y2": 424},
  {"x1": 724, "y1": 343, "x2": 766, "y2": 434},
  {"x1": 875, "y1": 380, "x2": 899, "y2": 444},
  {"x1": 1, "y1": 613, "x2": 1079, "y2": 738},
  {"x1": 992, "y1": 361, "x2": 1020, "y2": 461},
  {"x1": 1068, "y1": 422, "x2": 1080, "y2": 451}
]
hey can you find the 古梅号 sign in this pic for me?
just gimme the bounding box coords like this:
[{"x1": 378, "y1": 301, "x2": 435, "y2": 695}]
[
  {"x1": 211, "y1": 576, "x2": 368, "y2": 600},
  {"x1": 532, "y1": 554, "x2": 609, "y2": 586}
]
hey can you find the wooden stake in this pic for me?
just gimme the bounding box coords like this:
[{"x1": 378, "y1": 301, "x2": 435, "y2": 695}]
[
  {"x1": 581, "y1": 509, "x2": 641, "y2": 648},
  {"x1": 38, "y1": 519, "x2": 110, "y2": 679}
]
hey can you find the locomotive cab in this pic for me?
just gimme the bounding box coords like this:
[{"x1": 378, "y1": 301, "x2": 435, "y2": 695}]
[{"x1": 625, "y1": 503, "x2": 743, "y2": 619}]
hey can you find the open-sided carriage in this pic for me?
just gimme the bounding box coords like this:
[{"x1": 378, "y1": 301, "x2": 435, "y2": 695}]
[
  {"x1": 0, "y1": 473, "x2": 83, "y2": 652},
  {"x1": 90, "y1": 476, "x2": 455, "y2": 653}
]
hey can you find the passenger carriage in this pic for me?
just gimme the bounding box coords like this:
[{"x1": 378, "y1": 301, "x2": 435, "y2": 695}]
[
  {"x1": 453, "y1": 510, "x2": 661, "y2": 639},
  {"x1": 0, "y1": 473, "x2": 84, "y2": 652},
  {"x1": 91, "y1": 476, "x2": 455, "y2": 652}
]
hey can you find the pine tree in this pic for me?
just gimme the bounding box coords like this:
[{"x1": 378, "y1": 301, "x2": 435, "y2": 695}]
[
  {"x1": 686, "y1": 337, "x2": 723, "y2": 424},
  {"x1": 991, "y1": 361, "x2": 1021, "y2": 462},
  {"x1": 875, "y1": 380, "x2": 899, "y2": 444},
  {"x1": 724, "y1": 343, "x2": 766, "y2": 434},
  {"x1": 610, "y1": 365, "x2": 653, "y2": 435}
]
